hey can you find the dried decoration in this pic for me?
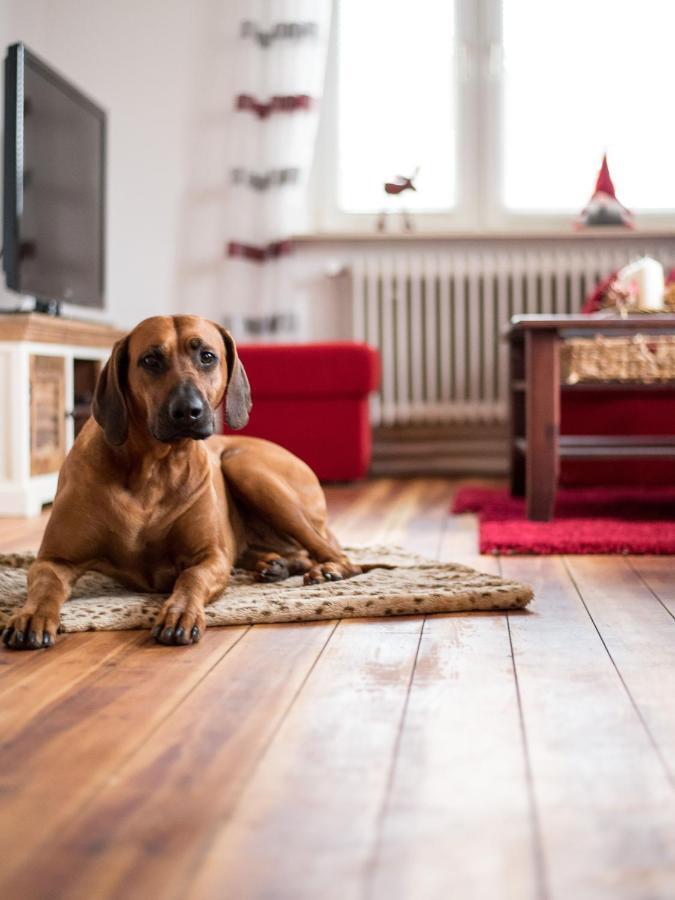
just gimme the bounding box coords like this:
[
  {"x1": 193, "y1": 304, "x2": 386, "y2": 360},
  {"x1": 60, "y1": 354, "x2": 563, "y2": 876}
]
[
  {"x1": 663, "y1": 282, "x2": 675, "y2": 312},
  {"x1": 235, "y1": 93, "x2": 312, "y2": 119},
  {"x1": 240, "y1": 313, "x2": 297, "y2": 337},
  {"x1": 561, "y1": 334, "x2": 675, "y2": 384},
  {"x1": 240, "y1": 21, "x2": 317, "y2": 47},
  {"x1": 599, "y1": 279, "x2": 632, "y2": 313},
  {"x1": 585, "y1": 258, "x2": 674, "y2": 315},
  {"x1": 227, "y1": 240, "x2": 293, "y2": 263},
  {"x1": 231, "y1": 167, "x2": 300, "y2": 191}
]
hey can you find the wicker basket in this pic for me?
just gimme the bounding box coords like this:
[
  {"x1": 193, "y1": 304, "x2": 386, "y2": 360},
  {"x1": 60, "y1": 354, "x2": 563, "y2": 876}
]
[{"x1": 561, "y1": 334, "x2": 675, "y2": 384}]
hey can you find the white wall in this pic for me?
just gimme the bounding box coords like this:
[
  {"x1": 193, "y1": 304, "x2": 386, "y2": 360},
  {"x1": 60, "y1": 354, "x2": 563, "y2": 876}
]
[{"x1": 0, "y1": 0, "x2": 236, "y2": 329}]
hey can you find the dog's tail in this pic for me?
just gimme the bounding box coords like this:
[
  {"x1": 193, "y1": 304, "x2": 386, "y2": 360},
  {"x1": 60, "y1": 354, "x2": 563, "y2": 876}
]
[{"x1": 358, "y1": 563, "x2": 397, "y2": 574}]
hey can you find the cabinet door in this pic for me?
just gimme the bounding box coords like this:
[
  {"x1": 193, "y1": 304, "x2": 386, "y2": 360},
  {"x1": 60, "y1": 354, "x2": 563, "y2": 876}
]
[
  {"x1": 30, "y1": 355, "x2": 67, "y2": 476},
  {"x1": 73, "y1": 358, "x2": 102, "y2": 437}
]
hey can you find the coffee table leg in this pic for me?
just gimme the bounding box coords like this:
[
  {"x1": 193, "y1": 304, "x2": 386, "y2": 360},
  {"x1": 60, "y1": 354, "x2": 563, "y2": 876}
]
[
  {"x1": 525, "y1": 329, "x2": 560, "y2": 521},
  {"x1": 509, "y1": 337, "x2": 525, "y2": 496}
]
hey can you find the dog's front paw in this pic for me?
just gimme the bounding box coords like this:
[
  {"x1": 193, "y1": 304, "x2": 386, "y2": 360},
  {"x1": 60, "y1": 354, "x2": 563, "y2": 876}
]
[
  {"x1": 151, "y1": 600, "x2": 205, "y2": 646},
  {"x1": 2, "y1": 607, "x2": 60, "y2": 651}
]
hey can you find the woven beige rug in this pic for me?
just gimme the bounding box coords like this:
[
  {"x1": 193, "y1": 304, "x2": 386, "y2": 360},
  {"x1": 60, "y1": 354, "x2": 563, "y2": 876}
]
[{"x1": 0, "y1": 547, "x2": 532, "y2": 633}]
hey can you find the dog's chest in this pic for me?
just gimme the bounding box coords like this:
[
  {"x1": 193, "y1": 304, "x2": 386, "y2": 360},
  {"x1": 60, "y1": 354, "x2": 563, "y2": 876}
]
[
  {"x1": 111, "y1": 487, "x2": 182, "y2": 538},
  {"x1": 100, "y1": 489, "x2": 194, "y2": 590},
  {"x1": 86, "y1": 455, "x2": 228, "y2": 592},
  {"x1": 98, "y1": 535, "x2": 180, "y2": 593}
]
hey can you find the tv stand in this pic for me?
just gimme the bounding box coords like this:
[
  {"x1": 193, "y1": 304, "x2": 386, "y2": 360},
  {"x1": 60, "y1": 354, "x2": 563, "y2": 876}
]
[
  {"x1": 0, "y1": 313, "x2": 125, "y2": 516},
  {"x1": 33, "y1": 298, "x2": 62, "y2": 316}
]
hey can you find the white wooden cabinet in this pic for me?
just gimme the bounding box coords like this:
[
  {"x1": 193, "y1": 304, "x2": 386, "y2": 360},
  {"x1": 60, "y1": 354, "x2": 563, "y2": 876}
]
[{"x1": 0, "y1": 314, "x2": 124, "y2": 517}]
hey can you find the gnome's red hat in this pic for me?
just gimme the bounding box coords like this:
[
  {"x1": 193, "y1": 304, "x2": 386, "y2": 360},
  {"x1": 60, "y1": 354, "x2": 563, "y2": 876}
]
[
  {"x1": 576, "y1": 154, "x2": 633, "y2": 228},
  {"x1": 594, "y1": 155, "x2": 616, "y2": 197}
]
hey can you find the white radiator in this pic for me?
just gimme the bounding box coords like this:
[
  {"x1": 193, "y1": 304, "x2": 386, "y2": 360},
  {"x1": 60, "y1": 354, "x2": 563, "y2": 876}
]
[{"x1": 350, "y1": 240, "x2": 675, "y2": 427}]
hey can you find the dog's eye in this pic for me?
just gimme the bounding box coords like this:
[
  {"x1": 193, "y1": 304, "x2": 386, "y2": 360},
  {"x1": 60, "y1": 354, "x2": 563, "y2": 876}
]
[
  {"x1": 140, "y1": 354, "x2": 162, "y2": 371},
  {"x1": 200, "y1": 351, "x2": 217, "y2": 365}
]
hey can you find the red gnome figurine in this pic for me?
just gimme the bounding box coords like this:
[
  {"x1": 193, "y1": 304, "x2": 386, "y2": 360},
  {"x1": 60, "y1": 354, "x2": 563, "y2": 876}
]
[{"x1": 576, "y1": 154, "x2": 633, "y2": 228}]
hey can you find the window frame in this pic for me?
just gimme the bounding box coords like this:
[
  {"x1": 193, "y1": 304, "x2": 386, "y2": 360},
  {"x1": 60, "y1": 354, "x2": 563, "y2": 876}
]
[{"x1": 313, "y1": 0, "x2": 675, "y2": 234}]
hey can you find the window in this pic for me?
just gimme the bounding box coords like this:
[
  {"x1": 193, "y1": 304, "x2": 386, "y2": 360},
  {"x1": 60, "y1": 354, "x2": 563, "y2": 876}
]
[
  {"x1": 337, "y1": 0, "x2": 456, "y2": 214},
  {"x1": 320, "y1": 0, "x2": 675, "y2": 231},
  {"x1": 503, "y1": 0, "x2": 675, "y2": 213}
]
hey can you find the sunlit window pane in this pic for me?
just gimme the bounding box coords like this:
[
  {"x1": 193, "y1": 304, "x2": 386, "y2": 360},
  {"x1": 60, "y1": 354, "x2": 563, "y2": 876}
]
[
  {"x1": 503, "y1": 0, "x2": 675, "y2": 213},
  {"x1": 337, "y1": 0, "x2": 456, "y2": 213}
]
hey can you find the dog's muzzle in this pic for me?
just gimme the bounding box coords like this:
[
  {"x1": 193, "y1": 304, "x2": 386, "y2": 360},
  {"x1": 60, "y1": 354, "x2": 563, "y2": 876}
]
[{"x1": 154, "y1": 382, "x2": 214, "y2": 442}]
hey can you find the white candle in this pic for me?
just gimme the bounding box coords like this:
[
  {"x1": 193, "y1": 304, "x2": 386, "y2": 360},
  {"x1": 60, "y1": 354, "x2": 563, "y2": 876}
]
[{"x1": 617, "y1": 257, "x2": 664, "y2": 311}]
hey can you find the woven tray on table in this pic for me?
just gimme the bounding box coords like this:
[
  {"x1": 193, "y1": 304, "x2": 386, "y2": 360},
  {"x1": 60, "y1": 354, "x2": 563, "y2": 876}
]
[{"x1": 561, "y1": 335, "x2": 675, "y2": 384}]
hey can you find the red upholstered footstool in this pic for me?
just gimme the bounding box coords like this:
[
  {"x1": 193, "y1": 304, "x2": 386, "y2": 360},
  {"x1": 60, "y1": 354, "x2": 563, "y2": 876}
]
[{"x1": 226, "y1": 342, "x2": 380, "y2": 481}]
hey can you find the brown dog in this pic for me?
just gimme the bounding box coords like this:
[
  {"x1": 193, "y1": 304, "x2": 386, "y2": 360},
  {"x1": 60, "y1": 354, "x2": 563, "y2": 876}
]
[{"x1": 2, "y1": 315, "x2": 361, "y2": 650}]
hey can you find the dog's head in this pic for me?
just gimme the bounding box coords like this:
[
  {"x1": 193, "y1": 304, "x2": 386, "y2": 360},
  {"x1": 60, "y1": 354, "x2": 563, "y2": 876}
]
[{"x1": 92, "y1": 315, "x2": 251, "y2": 446}]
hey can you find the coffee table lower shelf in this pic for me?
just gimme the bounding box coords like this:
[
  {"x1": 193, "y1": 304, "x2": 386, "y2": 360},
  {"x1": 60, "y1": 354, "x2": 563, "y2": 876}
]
[{"x1": 514, "y1": 435, "x2": 675, "y2": 459}]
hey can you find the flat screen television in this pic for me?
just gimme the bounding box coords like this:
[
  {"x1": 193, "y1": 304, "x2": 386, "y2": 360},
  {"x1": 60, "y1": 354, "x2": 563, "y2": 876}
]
[{"x1": 3, "y1": 43, "x2": 106, "y2": 312}]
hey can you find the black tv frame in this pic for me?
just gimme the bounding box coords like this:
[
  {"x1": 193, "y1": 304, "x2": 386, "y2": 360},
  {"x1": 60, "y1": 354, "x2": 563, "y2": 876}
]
[{"x1": 3, "y1": 42, "x2": 107, "y2": 313}]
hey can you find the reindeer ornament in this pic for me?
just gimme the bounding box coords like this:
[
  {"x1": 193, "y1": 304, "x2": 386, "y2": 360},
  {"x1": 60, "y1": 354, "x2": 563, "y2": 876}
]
[{"x1": 377, "y1": 166, "x2": 419, "y2": 232}]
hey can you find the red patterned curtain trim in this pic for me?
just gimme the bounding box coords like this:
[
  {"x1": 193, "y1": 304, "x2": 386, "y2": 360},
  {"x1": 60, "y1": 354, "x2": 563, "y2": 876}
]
[
  {"x1": 227, "y1": 240, "x2": 294, "y2": 263},
  {"x1": 235, "y1": 94, "x2": 313, "y2": 119}
]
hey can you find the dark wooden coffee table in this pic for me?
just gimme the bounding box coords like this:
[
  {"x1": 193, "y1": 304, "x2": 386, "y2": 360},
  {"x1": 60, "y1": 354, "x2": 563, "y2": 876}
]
[{"x1": 508, "y1": 314, "x2": 675, "y2": 521}]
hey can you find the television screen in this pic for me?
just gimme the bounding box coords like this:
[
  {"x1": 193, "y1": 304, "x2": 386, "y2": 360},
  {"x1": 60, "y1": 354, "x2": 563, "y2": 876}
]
[{"x1": 3, "y1": 43, "x2": 106, "y2": 309}]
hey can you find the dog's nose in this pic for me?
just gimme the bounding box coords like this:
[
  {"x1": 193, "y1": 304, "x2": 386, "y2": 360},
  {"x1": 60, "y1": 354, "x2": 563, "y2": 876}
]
[{"x1": 168, "y1": 384, "x2": 205, "y2": 423}]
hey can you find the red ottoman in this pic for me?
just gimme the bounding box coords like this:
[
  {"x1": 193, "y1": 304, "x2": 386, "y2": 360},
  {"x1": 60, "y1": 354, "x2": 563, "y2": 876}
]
[{"x1": 226, "y1": 342, "x2": 380, "y2": 481}]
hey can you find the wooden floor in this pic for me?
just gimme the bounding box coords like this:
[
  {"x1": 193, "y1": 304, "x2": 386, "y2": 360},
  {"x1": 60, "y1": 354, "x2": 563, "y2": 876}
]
[{"x1": 1, "y1": 477, "x2": 675, "y2": 900}]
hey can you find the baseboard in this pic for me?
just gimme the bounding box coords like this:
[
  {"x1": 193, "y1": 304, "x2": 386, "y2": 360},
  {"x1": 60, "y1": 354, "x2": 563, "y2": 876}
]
[{"x1": 370, "y1": 423, "x2": 509, "y2": 477}]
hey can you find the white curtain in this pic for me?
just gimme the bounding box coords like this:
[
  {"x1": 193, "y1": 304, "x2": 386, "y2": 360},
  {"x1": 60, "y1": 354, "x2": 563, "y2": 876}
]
[{"x1": 223, "y1": 0, "x2": 333, "y2": 342}]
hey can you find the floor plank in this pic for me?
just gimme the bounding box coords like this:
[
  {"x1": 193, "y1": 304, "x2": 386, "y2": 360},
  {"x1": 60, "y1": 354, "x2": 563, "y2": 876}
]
[
  {"x1": 564, "y1": 555, "x2": 675, "y2": 783},
  {"x1": 368, "y1": 556, "x2": 540, "y2": 900},
  {"x1": 0, "y1": 510, "x2": 50, "y2": 553},
  {"x1": 627, "y1": 555, "x2": 675, "y2": 620},
  {"x1": 3, "y1": 622, "x2": 335, "y2": 900},
  {"x1": 330, "y1": 478, "x2": 447, "y2": 552},
  {"x1": 0, "y1": 630, "x2": 99, "y2": 683},
  {"x1": 187, "y1": 617, "x2": 424, "y2": 900},
  {"x1": 0, "y1": 631, "x2": 139, "y2": 733},
  {"x1": 382, "y1": 477, "x2": 453, "y2": 558},
  {"x1": 326, "y1": 479, "x2": 401, "y2": 537},
  {"x1": 0, "y1": 626, "x2": 247, "y2": 887},
  {"x1": 502, "y1": 556, "x2": 675, "y2": 900}
]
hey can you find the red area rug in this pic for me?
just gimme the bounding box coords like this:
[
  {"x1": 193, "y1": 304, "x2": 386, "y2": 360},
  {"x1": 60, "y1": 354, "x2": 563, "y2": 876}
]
[{"x1": 452, "y1": 487, "x2": 675, "y2": 555}]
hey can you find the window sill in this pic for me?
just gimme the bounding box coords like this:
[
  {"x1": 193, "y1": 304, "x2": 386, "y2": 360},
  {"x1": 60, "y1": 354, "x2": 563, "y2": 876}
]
[{"x1": 292, "y1": 228, "x2": 675, "y2": 244}]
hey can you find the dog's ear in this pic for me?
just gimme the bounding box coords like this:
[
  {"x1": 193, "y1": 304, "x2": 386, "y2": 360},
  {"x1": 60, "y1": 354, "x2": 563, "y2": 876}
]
[
  {"x1": 92, "y1": 336, "x2": 130, "y2": 446},
  {"x1": 216, "y1": 325, "x2": 251, "y2": 430}
]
